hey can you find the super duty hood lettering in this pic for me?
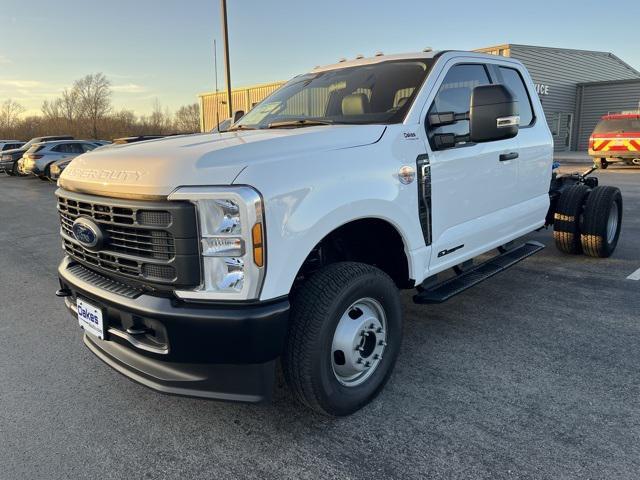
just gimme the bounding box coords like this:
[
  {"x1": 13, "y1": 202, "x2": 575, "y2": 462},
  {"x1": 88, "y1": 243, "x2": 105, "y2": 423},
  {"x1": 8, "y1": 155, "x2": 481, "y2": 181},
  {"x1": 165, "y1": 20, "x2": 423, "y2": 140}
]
[{"x1": 63, "y1": 166, "x2": 148, "y2": 183}]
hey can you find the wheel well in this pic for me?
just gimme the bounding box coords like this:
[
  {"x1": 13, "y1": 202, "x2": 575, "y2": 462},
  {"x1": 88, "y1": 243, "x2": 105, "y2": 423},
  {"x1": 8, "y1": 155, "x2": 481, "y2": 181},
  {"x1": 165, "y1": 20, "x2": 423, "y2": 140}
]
[{"x1": 295, "y1": 218, "x2": 412, "y2": 289}]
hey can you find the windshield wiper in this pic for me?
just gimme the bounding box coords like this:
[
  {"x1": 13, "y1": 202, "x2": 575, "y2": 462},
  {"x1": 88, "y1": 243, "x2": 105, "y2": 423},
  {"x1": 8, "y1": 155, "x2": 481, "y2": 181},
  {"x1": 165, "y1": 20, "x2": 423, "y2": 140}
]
[
  {"x1": 267, "y1": 119, "x2": 334, "y2": 129},
  {"x1": 227, "y1": 124, "x2": 257, "y2": 132}
]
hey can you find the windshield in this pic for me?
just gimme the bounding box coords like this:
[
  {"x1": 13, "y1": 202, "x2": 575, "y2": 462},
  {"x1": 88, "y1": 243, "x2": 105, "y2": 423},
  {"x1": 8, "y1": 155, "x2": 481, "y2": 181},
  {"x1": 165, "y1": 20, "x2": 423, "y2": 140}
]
[
  {"x1": 593, "y1": 118, "x2": 640, "y2": 134},
  {"x1": 233, "y1": 59, "x2": 432, "y2": 130}
]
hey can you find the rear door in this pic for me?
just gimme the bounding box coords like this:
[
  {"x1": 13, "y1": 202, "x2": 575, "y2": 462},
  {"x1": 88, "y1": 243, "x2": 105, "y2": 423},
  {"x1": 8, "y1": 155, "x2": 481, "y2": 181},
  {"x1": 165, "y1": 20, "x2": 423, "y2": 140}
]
[
  {"x1": 495, "y1": 65, "x2": 551, "y2": 221},
  {"x1": 424, "y1": 61, "x2": 520, "y2": 271}
]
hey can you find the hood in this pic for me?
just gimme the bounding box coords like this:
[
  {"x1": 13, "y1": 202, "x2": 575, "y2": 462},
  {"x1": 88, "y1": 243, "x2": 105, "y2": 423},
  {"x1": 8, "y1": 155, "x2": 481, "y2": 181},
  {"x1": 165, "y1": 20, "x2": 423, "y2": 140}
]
[{"x1": 58, "y1": 125, "x2": 386, "y2": 199}]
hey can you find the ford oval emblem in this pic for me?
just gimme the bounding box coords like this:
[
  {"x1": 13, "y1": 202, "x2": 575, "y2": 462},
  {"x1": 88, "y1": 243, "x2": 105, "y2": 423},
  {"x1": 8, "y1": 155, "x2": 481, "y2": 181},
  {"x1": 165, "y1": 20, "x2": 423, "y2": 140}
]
[{"x1": 72, "y1": 218, "x2": 102, "y2": 250}]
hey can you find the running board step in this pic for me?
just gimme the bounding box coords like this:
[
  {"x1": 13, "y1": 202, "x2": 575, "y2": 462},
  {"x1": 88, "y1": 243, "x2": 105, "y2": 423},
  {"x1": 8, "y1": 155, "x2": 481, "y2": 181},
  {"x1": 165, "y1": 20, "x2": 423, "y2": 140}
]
[{"x1": 413, "y1": 241, "x2": 545, "y2": 304}]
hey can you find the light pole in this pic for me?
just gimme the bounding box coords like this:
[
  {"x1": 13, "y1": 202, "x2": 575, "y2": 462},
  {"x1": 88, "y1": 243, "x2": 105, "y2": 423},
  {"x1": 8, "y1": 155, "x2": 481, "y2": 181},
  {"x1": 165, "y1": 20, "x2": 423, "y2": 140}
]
[{"x1": 220, "y1": 0, "x2": 233, "y2": 119}]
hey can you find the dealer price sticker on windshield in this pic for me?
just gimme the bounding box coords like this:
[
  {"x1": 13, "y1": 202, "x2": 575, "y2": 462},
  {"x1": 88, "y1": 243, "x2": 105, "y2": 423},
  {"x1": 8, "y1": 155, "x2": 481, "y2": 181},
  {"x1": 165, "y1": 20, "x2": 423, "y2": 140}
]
[{"x1": 77, "y1": 298, "x2": 105, "y2": 340}]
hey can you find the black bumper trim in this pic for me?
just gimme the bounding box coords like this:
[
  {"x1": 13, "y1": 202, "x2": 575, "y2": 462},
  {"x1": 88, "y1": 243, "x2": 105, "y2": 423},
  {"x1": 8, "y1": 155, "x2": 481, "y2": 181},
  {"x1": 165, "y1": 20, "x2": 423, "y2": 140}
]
[
  {"x1": 58, "y1": 256, "x2": 289, "y2": 402},
  {"x1": 85, "y1": 334, "x2": 276, "y2": 403}
]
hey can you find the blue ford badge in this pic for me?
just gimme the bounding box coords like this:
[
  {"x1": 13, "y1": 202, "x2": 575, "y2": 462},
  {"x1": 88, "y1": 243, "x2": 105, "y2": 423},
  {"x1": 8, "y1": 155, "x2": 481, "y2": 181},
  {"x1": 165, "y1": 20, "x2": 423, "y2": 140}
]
[{"x1": 72, "y1": 218, "x2": 102, "y2": 249}]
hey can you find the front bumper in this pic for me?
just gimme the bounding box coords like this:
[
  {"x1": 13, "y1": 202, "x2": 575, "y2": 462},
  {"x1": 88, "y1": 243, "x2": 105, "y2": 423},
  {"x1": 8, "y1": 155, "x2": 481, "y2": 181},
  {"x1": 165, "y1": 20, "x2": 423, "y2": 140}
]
[
  {"x1": 58, "y1": 256, "x2": 290, "y2": 402},
  {"x1": 0, "y1": 159, "x2": 14, "y2": 173}
]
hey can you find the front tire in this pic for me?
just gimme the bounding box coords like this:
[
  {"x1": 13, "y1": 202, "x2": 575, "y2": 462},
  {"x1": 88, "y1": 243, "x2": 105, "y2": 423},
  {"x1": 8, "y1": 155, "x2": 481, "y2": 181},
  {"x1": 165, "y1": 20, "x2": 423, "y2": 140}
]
[
  {"x1": 283, "y1": 262, "x2": 402, "y2": 416},
  {"x1": 580, "y1": 186, "x2": 623, "y2": 258},
  {"x1": 39, "y1": 164, "x2": 52, "y2": 181}
]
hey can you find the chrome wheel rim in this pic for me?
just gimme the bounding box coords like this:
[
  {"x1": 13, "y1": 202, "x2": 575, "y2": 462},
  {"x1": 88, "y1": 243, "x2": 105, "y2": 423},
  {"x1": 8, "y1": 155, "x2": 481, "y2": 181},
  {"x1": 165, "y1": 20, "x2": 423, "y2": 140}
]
[
  {"x1": 331, "y1": 297, "x2": 387, "y2": 387},
  {"x1": 607, "y1": 202, "x2": 619, "y2": 244}
]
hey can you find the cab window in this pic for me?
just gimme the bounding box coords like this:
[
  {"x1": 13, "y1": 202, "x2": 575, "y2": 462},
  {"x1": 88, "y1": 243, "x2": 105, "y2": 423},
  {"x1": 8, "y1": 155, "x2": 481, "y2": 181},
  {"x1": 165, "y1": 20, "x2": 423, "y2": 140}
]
[
  {"x1": 498, "y1": 67, "x2": 534, "y2": 126},
  {"x1": 427, "y1": 64, "x2": 491, "y2": 143}
]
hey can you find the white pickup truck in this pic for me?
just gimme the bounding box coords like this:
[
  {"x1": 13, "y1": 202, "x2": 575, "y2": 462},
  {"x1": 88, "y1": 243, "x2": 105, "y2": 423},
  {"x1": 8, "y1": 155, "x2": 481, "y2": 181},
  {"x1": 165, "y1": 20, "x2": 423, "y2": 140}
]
[{"x1": 55, "y1": 50, "x2": 623, "y2": 416}]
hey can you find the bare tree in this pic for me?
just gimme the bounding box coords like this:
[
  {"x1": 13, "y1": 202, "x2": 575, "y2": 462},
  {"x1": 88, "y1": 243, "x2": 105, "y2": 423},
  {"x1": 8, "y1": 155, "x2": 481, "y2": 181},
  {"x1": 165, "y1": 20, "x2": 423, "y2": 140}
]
[
  {"x1": 73, "y1": 73, "x2": 112, "y2": 138},
  {"x1": 0, "y1": 99, "x2": 26, "y2": 131},
  {"x1": 175, "y1": 103, "x2": 201, "y2": 133},
  {"x1": 145, "y1": 99, "x2": 174, "y2": 134},
  {"x1": 60, "y1": 88, "x2": 80, "y2": 125}
]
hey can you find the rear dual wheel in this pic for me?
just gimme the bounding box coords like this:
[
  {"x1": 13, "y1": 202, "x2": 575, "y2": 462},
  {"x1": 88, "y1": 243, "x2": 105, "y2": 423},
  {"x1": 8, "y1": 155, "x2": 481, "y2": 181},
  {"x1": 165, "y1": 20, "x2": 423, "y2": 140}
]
[
  {"x1": 553, "y1": 184, "x2": 590, "y2": 254},
  {"x1": 580, "y1": 186, "x2": 623, "y2": 258},
  {"x1": 554, "y1": 185, "x2": 622, "y2": 258},
  {"x1": 283, "y1": 262, "x2": 402, "y2": 416}
]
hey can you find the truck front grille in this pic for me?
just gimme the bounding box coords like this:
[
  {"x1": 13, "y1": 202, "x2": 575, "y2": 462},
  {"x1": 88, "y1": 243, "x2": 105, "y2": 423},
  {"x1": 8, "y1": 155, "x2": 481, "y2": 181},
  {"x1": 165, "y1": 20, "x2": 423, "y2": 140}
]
[{"x1": 56, "y1": 189, "x2": 200, "y2": 288}]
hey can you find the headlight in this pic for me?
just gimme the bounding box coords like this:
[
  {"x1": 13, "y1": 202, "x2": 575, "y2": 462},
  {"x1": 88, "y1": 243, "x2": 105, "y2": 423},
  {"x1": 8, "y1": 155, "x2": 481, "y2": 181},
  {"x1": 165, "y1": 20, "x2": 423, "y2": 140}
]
[
  {"x1": 50, "y1": 164, "x2": 60, "y2": 176},
  {"x1": 168, "y1": 186, "x2": 265, "y2": 301},
  {"x1": 1, "y1": 154, "x2": 11, "y2": 161}
]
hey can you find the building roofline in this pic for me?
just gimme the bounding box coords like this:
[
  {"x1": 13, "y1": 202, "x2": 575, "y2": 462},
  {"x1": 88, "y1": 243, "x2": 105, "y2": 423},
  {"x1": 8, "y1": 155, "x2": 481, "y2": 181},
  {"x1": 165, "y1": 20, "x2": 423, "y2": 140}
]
[
  {"x1": 476, "y1": 44, "x2": 640, "y2": 76},
  {"x1": 198, "y1": 81, "x2": 285, "y2": 98}
]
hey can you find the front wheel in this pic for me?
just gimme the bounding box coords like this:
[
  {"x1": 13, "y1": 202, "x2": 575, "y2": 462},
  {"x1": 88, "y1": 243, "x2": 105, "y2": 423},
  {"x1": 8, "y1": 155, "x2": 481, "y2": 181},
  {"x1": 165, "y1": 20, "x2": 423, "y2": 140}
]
[{"x1": 283, "y1": 262, "x2": 402, "y2": 416}]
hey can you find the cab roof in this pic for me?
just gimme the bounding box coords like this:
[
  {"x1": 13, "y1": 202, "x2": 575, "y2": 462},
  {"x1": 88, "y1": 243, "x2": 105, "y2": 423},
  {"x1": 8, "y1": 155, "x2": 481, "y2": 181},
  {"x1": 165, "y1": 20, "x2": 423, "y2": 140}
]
[{"x1": 311, "y1": 50, "x2": 506, "y2": 73}]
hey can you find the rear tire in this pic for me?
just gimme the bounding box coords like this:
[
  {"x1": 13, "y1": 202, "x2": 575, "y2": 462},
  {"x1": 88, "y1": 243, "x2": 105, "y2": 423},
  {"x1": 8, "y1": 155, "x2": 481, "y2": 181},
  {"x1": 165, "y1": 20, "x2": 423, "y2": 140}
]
[
  {"x1": 283, "y1": 262, "x2": 402, "y2": 416},
  {"x1": 553, "y1": 184, "x2": 590, "y2": 254},
  {"x1": 580, "y1": 186, "x2": 622, "y2": 258},
  {"x1": 599, "y1": 158, "x2": 609, "y2": 169}
]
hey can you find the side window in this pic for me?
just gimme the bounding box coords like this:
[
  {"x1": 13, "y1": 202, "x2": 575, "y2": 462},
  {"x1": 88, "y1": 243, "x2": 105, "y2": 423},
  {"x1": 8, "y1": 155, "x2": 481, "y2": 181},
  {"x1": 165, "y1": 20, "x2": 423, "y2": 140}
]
[
  {"x1": 498, "y1": 67, "x2": 534, "y2": 126},
  {"x1": 82, "y1": 143, "x2": 97, "y2": 152},
  {"x1": 427, "y1": 64, "x2": 491, "y2": 141},
  {"x1": 55, "y1": 144, "x2": 71, "y2": 153},
  {"x1": 70, "y1": 143, "x2": 85, "y2": 154}
]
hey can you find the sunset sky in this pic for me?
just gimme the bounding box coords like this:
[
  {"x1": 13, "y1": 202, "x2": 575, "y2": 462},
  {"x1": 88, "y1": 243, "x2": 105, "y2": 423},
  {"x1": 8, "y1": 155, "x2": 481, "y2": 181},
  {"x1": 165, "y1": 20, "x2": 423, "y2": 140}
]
[{"x1": 1, "y1": 0, "x2": 639, "y2": 116}]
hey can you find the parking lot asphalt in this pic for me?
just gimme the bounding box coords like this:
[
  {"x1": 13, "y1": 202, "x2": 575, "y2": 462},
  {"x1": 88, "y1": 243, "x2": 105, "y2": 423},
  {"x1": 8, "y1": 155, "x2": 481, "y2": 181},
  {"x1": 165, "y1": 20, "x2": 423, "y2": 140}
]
[{"x1": 1, "y1": 165, "x2": 639, "y2": 480}]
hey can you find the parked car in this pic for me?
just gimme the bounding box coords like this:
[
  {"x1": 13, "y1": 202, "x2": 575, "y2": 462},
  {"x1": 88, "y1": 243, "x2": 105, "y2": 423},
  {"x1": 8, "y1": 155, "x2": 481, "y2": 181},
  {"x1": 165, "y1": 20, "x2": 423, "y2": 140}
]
[
  {"x1": 589, "y1": 112, "x2": 640, "y2": 168},
  {"x1": 48, "y1": 158, "x2": 71, "y2": 181},
  {"x1": 0, "y1": 135, "x2": 73, "y2": 175},
  {"x1": 0, "y1": 140, "x2": 26, "y2": 154},
  {"x1": 55, "y1": 50, "x2": 622, "y2": 416},
  {"x1": 21, "y1": 140, "x2": 99, "y2": 180}
]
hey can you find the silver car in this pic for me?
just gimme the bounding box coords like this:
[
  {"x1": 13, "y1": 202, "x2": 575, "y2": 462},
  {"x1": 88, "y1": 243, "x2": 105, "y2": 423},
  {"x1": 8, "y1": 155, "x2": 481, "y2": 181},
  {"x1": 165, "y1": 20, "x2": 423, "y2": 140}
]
[
  {"x1": 0, "y1": 140, "x2": 25, "y2": 152},
  {"x1": 21, "y1": 140, "x2": 101, "y2": 180}
]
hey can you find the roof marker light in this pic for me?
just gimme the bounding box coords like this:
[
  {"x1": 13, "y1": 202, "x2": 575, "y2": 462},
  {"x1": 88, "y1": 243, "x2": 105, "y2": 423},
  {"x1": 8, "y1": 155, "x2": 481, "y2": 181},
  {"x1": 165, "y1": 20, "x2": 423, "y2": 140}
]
[{"x1": 423, "y1": 47, "x2": 433, "y2": 52}]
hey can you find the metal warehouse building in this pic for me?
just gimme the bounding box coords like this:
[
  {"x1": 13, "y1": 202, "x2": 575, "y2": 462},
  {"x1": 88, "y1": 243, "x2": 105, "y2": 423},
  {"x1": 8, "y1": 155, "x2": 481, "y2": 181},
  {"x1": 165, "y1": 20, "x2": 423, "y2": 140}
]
[
  {"x1": 200, "y1": 44, "x2": 640, "y2": 152},
  {"x1": 477, "y1": 44, "x2": 640, "y2": 151}
]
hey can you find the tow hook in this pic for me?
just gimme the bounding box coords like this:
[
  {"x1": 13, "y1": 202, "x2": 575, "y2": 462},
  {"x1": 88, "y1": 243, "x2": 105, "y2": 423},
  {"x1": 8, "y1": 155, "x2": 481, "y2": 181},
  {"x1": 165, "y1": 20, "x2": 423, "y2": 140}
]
[{"x1": 55, "y1": 288, "x2": 72, "y2": 298}]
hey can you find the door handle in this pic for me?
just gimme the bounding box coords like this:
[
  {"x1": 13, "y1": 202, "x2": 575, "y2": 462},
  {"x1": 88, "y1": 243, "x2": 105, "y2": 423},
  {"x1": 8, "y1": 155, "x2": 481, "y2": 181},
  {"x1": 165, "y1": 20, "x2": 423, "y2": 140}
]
[{"x1": 499, "y1": 152, "x2": 519, "y2": 162}]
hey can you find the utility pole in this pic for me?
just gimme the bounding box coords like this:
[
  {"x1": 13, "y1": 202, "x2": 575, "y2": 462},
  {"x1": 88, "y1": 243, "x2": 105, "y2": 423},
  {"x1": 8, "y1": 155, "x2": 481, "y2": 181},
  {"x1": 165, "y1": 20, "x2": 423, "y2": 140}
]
[
  {"x1": 220, "y1": 0, "x2": 233, "y2": 119},
  {"x1": 213, "y1": 39, "x2": 220, "y2": 130}
]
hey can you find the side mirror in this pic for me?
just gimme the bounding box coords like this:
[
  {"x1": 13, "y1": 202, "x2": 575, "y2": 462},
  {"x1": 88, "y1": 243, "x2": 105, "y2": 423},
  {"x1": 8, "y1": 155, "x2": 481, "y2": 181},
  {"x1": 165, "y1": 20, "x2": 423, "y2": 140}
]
[
  {"x1": 469, "y1": 84, "x2": 519, "y2": 143},
  {"x1": 233, "y1": 110, "x2": 245, "y2": 123}
]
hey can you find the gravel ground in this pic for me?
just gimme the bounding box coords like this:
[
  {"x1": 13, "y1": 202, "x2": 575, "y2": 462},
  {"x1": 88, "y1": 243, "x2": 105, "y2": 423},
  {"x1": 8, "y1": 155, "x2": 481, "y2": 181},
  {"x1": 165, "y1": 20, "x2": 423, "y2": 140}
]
[{"x1": 1, "y1": 165, "x2": 639, "y2": 480}]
